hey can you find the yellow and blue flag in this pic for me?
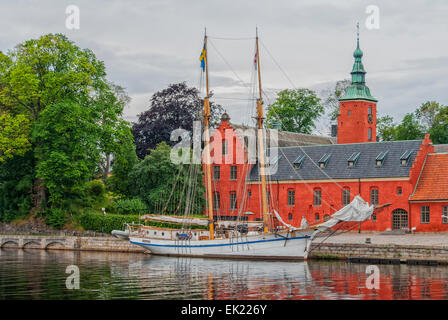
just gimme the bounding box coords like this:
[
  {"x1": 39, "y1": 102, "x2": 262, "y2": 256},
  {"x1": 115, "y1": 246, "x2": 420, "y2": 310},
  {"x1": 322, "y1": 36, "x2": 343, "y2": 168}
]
[{"x1": 199, "y1": 44, "x2": 206, "y2": 71}]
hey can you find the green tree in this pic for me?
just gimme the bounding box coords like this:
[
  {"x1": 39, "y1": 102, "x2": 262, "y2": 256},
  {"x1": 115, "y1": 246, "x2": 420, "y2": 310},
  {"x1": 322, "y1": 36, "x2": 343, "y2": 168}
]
[
  {"x1": 32, "y1": 100, "x2": 100, "y2": 205},
  {"x1": 322, "y1": 79, "x2": 351, "y2": 121},
  {"x1": 394, "y1": 113, "x2": 425, "y2": 141},
  {"x1": 0, "y1": 112, "x2": 31, "y2": 162},
  {"x1": 129, "y1": 142, "x2": 205, "y2": 215},
  {"x1": 377, "y1": 115, "x2": 397, "y2": 141},
  {"x1": 266, "y1": 88, "x2": 324, "y2": 134},
  {"x1": 416, "y1": 101, "x2": 442, "y2": 130},
  {"x1": 428, "y1": 106, "x2": 448, "y2": 144},
  {"x1": 0, "y1": 33, "x2": 133, "y2": 213}
]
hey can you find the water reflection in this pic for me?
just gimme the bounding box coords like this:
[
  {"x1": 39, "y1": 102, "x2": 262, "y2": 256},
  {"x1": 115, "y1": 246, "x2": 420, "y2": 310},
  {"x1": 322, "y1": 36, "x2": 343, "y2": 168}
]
[{"x1": 0, "y1": 249, "x2": 447, "y2": 300}]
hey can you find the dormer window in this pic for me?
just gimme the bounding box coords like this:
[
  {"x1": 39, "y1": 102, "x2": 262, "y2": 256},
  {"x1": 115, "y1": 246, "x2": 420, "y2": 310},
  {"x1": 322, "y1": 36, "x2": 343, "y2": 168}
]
[
  {"x1": 400, "y1": 150, "x2": 412, "y2": 166},
  {"x1": 347, "y1": 152, "x2": 361, "y2": 167},
  {"x1": 376, "y1": 150, "x2": 389, "y2": 167},
  {"x1": 293, "y1": 154, "x2": 306, "y2": 169},
  {"x1": 318, "y1": 153, "x2": 332, "y2": 169}
]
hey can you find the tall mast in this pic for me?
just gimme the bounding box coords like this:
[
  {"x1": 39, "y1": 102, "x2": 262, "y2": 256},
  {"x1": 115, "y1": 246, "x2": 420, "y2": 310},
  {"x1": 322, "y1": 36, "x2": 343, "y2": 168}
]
[
  {"x1": 255, "y1": 28, "x2": 269, "y2": 233},
  {"x1": 202, "y1": 29, "x2": 215, "y2": 240}
]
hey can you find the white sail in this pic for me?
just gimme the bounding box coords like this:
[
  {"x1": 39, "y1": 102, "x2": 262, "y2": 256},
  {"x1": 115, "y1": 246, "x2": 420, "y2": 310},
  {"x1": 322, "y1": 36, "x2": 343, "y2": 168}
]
[
  {"x1": 141, "y1": 214, "x2": 209, "y2": 226},
  {"x1": 316, "y1": 195, "x2": 374, "y2": 231}
]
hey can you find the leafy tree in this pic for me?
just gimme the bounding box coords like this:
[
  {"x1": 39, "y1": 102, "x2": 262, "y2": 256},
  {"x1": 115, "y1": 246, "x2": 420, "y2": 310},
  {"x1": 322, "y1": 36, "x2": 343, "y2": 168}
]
[
  {"x1": 416, "y1": 101, "x2": 442, "y2": 130},
  {"x1": 377, "y1": 115, "x2": 397, "y2": 141},
  {"x1": 32, "y1": 100, "x2": 100, "y2": 205},
  {"x1": 0, "y1": 152, "x2": 33, "y2": 222},
  {"x1": 321, "y1": 79, "x2": 351, "y2": 121},
  {"x1": 266, "y1": 88, "x2": 324, "y2": 134},
  {"x1": 394, "y1": 113, "x2": 425, "y2": 141},
  {"x1": 132, "y1": 82, "x2": 224, "y2": 159},
  {"x1": 429, "y1": 106, "x2": 448, "y2": 144},
  {"x1": 0, "y1": 112, "x2": 31, "y2": 162},
  {"x1": 106, "y1": 142, "x2": 139, "y2": 196},
  {"x1": 129, "y1": 142, "x2": 205, "y2": 215},
  {"x1": 0, "y1": 33, "x2": 133, "y2": 213}
]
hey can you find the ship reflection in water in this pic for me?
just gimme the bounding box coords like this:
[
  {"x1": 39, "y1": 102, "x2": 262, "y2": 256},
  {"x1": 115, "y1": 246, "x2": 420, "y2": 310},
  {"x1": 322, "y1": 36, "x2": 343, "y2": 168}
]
[{"x1": 1, "y1": 249, "x2": 448, "y2": 300}]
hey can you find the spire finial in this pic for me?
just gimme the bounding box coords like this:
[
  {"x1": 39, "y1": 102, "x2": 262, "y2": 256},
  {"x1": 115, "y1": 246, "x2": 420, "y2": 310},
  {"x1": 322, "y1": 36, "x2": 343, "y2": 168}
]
[{"x1": 356, "y1": 22, "x2": 360, "y2": 46}]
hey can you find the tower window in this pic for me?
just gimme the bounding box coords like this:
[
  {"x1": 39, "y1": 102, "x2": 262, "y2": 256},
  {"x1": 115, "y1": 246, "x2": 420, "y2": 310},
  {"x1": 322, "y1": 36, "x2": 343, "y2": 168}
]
[
  {"x1": 230, "y1": 192, "x2": 237, "y2": 210},
  {"x1": 213, "y1": 166, "x2": 220, "y2": 180},
  {"x1": 230, "y1": 166, "x2": 237, "y2": 180},
  {"x1": 368, "y1": 128, "x2": 372, "y2": 141},
  {"x1": 222, "y1": 141, "x2": 228, "y2": 156}
]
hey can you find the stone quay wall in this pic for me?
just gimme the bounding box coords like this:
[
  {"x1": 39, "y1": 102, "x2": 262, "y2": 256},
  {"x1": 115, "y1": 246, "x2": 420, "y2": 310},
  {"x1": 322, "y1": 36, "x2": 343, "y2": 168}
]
[
  {"x1": 2, "y1": 234, "x2": 448, "y2": 264},
  {"x1": 309, "y1": 242, "x2": 448, "y2": 264},
  {"x1": 0, "y1": 235, "x2": 145, "y2": 253}
]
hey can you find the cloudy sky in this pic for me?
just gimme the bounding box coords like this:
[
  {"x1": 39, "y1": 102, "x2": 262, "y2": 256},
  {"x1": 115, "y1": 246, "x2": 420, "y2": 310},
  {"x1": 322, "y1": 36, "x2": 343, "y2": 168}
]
[{"x1": 1, "y1": 0, "x2": 447, "y2": 135}]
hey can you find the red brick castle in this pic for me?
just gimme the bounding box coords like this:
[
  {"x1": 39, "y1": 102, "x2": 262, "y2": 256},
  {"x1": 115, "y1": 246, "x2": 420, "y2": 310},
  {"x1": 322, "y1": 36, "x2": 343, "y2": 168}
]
[{"x1": 204, "y1": 34, "x2": 448, "y2": 232}]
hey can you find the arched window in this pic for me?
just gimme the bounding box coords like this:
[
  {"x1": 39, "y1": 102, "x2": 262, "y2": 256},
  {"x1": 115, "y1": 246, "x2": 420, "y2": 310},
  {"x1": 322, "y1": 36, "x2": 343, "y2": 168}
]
[
  {"x1": 342, "y1": 188, "x2": 350, "y2": 206},
  {"x1": 370, "y1": 187, "x2": 379, "y2": 205},
  {"x1": 288, "y1": 213, "x2": 293, "y2": 221},
  {"x1": 314, "y1": 188, "x2": 322, "y2": 206},
  {"x1": 315, "y1": 213, "x2": 320, "y2": 221}
]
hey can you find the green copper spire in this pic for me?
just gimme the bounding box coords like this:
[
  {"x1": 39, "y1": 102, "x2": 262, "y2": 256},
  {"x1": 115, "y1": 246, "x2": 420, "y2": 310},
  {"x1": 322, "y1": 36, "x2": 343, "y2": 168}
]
[{"x1": 340, "y1": 23, "x2": 377, "y2": 102}]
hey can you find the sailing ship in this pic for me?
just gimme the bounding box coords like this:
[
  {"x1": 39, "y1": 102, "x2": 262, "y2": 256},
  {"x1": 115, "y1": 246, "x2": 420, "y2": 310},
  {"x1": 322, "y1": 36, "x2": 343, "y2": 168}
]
[{"x1": 117, "y1": 29, "x2": 388, "y2": 261}]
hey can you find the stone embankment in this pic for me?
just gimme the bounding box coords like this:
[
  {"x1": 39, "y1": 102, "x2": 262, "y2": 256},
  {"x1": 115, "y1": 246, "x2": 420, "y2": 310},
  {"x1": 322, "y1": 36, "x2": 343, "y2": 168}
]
[
  {"x1": 1, "y1": 231, "x2": 448, "y2": 265},
  {"x1": 0, "y1": 234, "x2": 145, "y2": 253},
  {"x1": 309, "y1": 232, "x2": 448, "y2": 265}
]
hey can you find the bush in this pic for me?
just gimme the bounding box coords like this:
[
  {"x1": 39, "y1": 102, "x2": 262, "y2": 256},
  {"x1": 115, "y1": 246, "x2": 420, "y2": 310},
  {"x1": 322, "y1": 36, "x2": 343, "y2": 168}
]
[
  {"x1": 78, "y1": 212, "x2": 141, "y2": 233},
  {"x1": 108, "y1": 198, "x2": 147, "y2": 215},
  {"x1": 77, "y1": 212, "x2": 207, "y2": 233},
  {"x1": 45, "y1": 208, "x2": 68, "y2": 229},
  {"x1": 85, "y1": 180, "x2": 106, "y2": 198}
]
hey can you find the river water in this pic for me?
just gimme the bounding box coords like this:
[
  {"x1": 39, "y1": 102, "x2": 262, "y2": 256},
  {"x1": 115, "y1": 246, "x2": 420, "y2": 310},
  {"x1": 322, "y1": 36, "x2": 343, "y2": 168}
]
[{"x1": 0, "y1": 248, "x2": 447, "y2": 300}]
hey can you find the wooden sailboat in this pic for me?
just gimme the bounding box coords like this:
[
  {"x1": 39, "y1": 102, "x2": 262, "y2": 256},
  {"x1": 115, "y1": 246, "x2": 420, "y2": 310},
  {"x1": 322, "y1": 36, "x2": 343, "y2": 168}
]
[{"x1": 125, "y1": 29, "x2": 382, "y2": 260}]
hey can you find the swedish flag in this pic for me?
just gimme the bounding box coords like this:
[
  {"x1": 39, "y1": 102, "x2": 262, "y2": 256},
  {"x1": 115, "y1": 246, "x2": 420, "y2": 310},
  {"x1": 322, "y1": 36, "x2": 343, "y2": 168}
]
[{"x1": 199, "y1": 44, "x2": 206, "y2": 71}]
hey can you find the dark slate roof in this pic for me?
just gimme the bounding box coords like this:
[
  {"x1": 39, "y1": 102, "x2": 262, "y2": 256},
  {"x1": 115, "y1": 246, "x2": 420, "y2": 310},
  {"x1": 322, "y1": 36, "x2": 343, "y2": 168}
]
[
  {"x1": 228, "y1": 123, "x2": 336, "y2": 147},
  {"x1": 434, "y1": 144, "x2": 448, "y2": 153},
  {"x1": 249, "y1": 140, "x2": 423, "y2": 181}
]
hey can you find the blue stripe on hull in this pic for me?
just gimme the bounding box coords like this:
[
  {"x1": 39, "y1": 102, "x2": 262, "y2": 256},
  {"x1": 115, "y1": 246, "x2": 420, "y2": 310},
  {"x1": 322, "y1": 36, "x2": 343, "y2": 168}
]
[{"x1": 130, "y1": 235, "x2": 310, "y2": 248}]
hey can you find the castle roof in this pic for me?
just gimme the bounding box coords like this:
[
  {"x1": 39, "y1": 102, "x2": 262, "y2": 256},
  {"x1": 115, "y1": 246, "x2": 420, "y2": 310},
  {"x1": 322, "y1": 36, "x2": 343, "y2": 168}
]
[
  {"x1": 249, "y1": 140, "x2": 423, "y2": 181},
  {"x1": 410, "y1": 153, "x2": 448, "y2": 201}
]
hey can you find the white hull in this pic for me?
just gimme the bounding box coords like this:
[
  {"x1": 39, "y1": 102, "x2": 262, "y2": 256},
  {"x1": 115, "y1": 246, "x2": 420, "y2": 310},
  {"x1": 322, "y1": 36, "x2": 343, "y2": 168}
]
[{"x1": 130, "y1": 230, "x2": 316, "y2": 261}]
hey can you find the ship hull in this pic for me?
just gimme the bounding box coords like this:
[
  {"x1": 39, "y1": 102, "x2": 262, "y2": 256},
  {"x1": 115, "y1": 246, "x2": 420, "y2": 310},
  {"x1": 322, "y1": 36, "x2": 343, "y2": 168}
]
[{"x1": 130, "y1": 230, "x2": 316, "y2": 261}]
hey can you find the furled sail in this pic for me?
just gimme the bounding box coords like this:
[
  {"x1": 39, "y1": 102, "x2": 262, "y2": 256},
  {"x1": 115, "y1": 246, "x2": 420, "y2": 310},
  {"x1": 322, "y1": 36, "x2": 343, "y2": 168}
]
[
  {"x1": 140, "y1": 214, "x2": 264, "y2": 228},
  {"x1": 316, "y1": 195, "x2": 374, "y2": 231},
  {"x1": 141, "y1": 214, "x2": 209, "y2": 226}
]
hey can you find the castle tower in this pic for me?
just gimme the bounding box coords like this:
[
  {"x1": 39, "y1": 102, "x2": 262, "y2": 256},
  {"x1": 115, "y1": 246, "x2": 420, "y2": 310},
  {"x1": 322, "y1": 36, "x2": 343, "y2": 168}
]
[{"x1": 337, "y1": 24, "x2": 378, "y2": 144}]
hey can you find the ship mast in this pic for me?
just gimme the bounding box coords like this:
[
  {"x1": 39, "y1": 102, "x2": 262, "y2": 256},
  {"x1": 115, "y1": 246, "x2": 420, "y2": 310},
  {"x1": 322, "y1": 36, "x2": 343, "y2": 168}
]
[
  {"x1": 202, "y1": 29, "x2": 215, "y2": 240},
  {"x1": 255, "y1": 28, "x2": 270, "y2": 233}
]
